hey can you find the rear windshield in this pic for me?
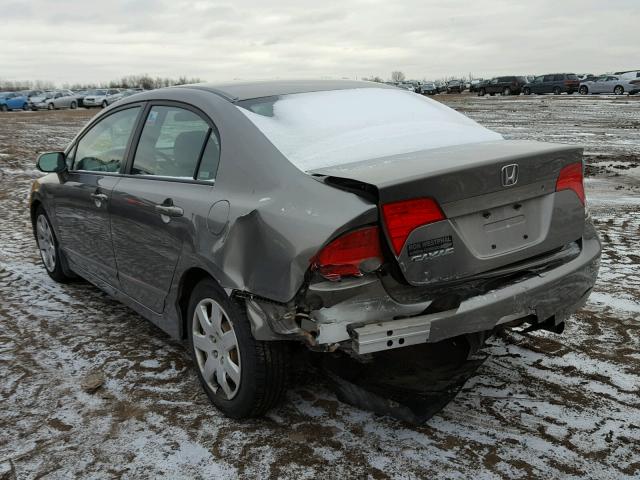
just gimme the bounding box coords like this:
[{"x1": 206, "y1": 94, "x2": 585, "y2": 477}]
[{"x1": 237, "y1": 88, "x2": 502, "y2": 171}]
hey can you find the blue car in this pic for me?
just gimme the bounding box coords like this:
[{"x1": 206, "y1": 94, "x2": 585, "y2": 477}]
[{"x1": 0, "y1": 92, "x2": 29, "y2": 111}]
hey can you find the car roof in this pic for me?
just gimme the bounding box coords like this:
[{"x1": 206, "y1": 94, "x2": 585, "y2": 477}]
[{"x1": 185, "y1": 79, "x2": 397, "y2": 102}]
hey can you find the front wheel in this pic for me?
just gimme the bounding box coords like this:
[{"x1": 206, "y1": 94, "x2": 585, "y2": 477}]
[
  {"x1": 188, "y1": 279, "x2": 288, "y2": 418},
  {"x1": 0, "y1": 104, "x2": 7, "y2": 112},
  {"x1": 579, "y1": 86, "x2": 588, "y2": 95},
  {"x1": 502, "y1": 87, "x2": 512, "y2": 96},
  {"x1": 70, "y1": 101, "x2": 77, "y2": 109},
  {"x1": 47, "y1": 103, "x2": 54, "y2": 110},
  {"x1": 523, "y1": 87, "x2": 531, "y2": 95},
  {"x1": 614, "y1": 86, "x2": 624, "y2": 95},
  {"x1": 478, "y1": 88, "x2": 485, "y2": 96},
  {"x1": 35, "y1": 208, "x2": 72, "y2": 283},
  {"x1": 101, "y1": 101, "x2": 108, "y2": 108},
  {"x1": 23, "y1": 103, "x2": 29, "y2": 110}
]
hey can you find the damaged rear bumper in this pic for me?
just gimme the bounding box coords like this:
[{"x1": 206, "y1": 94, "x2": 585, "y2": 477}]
[{"x1": 310, "y1": 222, "x2": 601, "y2": 354}]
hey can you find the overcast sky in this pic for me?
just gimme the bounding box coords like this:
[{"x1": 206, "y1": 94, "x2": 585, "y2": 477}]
[{"x1": 0, "y1": 0, "x2": 637, "y2": 85}]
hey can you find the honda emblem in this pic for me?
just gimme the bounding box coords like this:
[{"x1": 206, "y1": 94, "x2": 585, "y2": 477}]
[{"x1": 501, "y1": 164, "x2": 519, "y2": 187}]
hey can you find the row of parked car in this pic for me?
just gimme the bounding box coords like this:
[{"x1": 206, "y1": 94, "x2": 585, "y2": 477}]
[
  {"x1": 392, "y1": 70, "x2": 640, "y2": 97},
  {"x1": 0, "y1": 87, "x2": 146, "y2": 112}
]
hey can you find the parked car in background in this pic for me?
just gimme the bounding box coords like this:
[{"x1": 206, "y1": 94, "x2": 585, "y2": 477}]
[
  {"x1": 579, "y1": 75, "x2": 638, "y2": 95},
  {"x1": 83, "y1": 88, "x2": 124, "y2": 108},
  {"x1": 620, "y1": 71, "x2": 640, "y2": 94},
  {"x1": 435, "y1": 81, "x2": 447, "y2": 93},
  {"x1": 446, "y1": 79, "x2": 464, "y2": 93},
  {"x1": 522, "y1": 73, "x2": 580, "y2": 95},
  {"x1": 478, "y1": 76, "x2": 527, "y2": 96},
  {"x1": 73, "y1": 90, "x2": 92, "y2": 107},
  {"x1": 31, "y1": 90, "x2": 78, "y2": 110},
  {"x1": 31, "y1": 80, "x2": 600, "y2": 418},
  {"x1": 577, "y1": 74, "x2": 595, "y2": 82},
  {"x1": 0, "y1": 91, "x2": 30, "y2": 111},
  {"x1": 420, "y1": 82, "x2": 438, "y2": 95},
  {"x1": 469, "y1": 79, "x2": 483, "y2": 92}
]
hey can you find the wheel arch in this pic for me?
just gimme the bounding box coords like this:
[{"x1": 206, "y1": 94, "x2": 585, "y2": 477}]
[{"x1": 176, "y1": 266, "x2": 225, "y2": 339}]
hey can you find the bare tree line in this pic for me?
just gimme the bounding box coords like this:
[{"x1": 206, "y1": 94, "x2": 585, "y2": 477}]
[{"x1": 0, "y1": 74, "x2": 204, "y2": 91}]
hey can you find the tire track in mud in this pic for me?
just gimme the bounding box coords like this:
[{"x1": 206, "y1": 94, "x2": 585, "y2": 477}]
[{"x1": 1, "y1": 104, "x2": 639, "y2": 479}]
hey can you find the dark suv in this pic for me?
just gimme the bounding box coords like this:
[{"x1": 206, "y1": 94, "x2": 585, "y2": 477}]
[
  {"x1": 478, "y1": 76, "x2": 527, "y2": 96},
  {"x1": 523, "y1": 74, "x2": 580, "y2": 95}
]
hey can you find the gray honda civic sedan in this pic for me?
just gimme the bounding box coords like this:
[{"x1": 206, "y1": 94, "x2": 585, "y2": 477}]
[{"x1": 30, "y1": 80, "x2": 600, "y2": 418}]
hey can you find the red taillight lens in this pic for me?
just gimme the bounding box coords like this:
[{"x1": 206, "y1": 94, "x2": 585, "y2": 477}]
[
  {"x1": 556, "y1": 162, "x2": 585, "y2": 205},
  {"x1": 313, "y1": 226, "x2": 383, "y2": 281},
  {"x1": 381, "y1": 198, "x2": 445, "y2": 255}
]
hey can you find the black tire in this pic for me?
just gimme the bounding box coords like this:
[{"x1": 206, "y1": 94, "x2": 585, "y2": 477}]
[
  {"x1": 502, "y1": 87, "x2": 512, "y2": 96},
  {"x1": 614, "y1": 86, "x2": 624, "y2": 95},
  {"x1": 0, "y1": 104, "x2": 7, "y2": 112},
  {"x1": 47, "y1": 103, "x2": 54, "y2": 110},
  {"x1": 34, "y1": 207, "x2": 73, "y2": 283},
  {"x1": 553, "y1": 87, "x2": 561, "y2": 95},
  {"x1": 579, "y1": 86, "x2": 588, "y2": 95},
  {"x1": 23, "y1": 103, "x2": 29, "y2": 110},
  {"x1": 489, "y1": 92, "x2": 495, "y2": 96},
  {"x1": 70, "y1": 101, "x2": 77, "y2": 109},
  {"x1": 188, "y1": 279, "x2": 288, "y2": 418},
  {"x1": 101, "y1": 101, "x2": 108, "y2": 108},
  {"x1": 478, "y1": 88, "x2": 485, "y2": 96},
  {"x1": 523, "y1": 87, "x2": 531, "y2": 95}
]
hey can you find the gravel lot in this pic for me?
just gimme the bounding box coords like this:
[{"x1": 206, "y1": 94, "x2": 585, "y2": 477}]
[{"x1": 1, "y1": 94, "x2": 639, "y2": 479}]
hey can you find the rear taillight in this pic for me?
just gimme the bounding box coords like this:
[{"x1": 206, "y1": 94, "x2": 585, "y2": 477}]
[
  {"x1": 312, "y1": 226, "x2": 383, "y2": 281},
  {"x1": 381, "y1": 198, "x2": 446, "y2": 255},
  {"x1": 556, "y1": 162, "x2": 585, "y2": 205}
]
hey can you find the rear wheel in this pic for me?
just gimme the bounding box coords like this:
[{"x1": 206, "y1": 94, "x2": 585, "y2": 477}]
[
  {"x1": 478, "y1": 88, "x2": 485, "y2": 96},
  {"x1": 614, "y1": 85, "x2": 624, "y2": 95},
  {"x1": 523, "y1": 87, "x2": 531, "y2": 95},
  {"x1": 47, "y1": 103, "x2": 54, "y2": 110},
  {"x1": 579, "y1": 85, "x2": 588, "y2": 95},
  {"x1": 553, "y1": 86, "x2": 562, "y2": 95},
  {"x1": 35, "y1": 207, "x2": 72, "y2": 283},
  {"x1": 502, "y1": 87, "x2": 512, "y2": 96},
  {"x1": 23, "y1": 103, "x2": 29, "y2": 110},
  {"x1": 0, "y1": 104, "x2": 7, "y2": 112},
  {"x1": 70, "y1": 101, "x2": 77, "y2": 109},
  {"x1": 188, "y1": 279, "x2": 288, "y2": 418},
  {"x1": 101, "y1": 100, "x2": 108, "y2": 108}
]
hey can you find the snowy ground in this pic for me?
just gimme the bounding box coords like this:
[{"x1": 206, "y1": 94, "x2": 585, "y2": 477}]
[{"x1": 1, "y1": 95, "x2": 639, "y2": 479}]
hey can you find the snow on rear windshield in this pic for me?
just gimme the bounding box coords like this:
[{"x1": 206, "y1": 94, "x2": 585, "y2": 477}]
[{"x1": 237, "y1": 88, "x2": 503, "y2": 171}]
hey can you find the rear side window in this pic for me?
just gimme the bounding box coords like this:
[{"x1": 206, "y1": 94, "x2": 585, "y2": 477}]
[
  {"x1": 72, "y1": 107, "x2": 140, "y2": 172},
  {"x1": 567, "y1": 74, "x2": 578, "y2": 80},
  {"x1": 553, "y1": 74, "x2": 564, "y2": 81},
  {"x1": 131, "y1": 106, "x2": 219, "y2": 180},
  {"x1": 543, "y1": 75, "x2": 554, "y2": 82}
]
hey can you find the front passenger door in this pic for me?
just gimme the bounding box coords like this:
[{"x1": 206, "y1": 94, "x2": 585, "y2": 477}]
[{"x1": 53, "y1": 106, "x2": 142, "y2": 287}]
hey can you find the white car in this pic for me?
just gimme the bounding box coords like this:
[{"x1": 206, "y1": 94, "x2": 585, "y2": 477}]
[
  {"x1": 31, "y1": 90, "x2": 78, "y2": 110},
  {"x1": 82, "y1": 88, "x2": 124, "y2": 108},
  {"x1": 579, "y1": 75, "x2": 638, "y2": 95}
]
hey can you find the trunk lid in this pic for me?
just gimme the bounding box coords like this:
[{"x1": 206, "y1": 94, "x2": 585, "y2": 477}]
[{"x1": 312, "y1": 140, "x2": 585, "y2": 286}]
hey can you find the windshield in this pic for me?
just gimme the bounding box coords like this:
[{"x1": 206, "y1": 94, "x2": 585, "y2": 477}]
[
  {"x1": 93, "y1": 89, "x2": 107, "y2": 96},
  {"x1": 238, "y1": 88, "x2": 502, "y2": 171}
]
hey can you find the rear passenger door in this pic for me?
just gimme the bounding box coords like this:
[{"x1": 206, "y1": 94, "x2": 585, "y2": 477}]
[{"x1": 109, "y1": 103, "x2": 222, "y2": 313}]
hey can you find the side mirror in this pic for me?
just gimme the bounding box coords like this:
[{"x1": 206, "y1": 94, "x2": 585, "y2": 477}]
[{"x1": 37, "y1": 152, "x2": 67, "y2": 173}]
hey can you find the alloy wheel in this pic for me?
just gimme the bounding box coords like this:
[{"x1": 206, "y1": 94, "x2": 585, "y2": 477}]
[
  {"x1": 192, "y1": 298, "x2": 241, "y2": 399},
  {"x1": 614, "y1": 86, "x2": 623, "y2": 95},
  {"x1": 36, "y1": 214, "x2": 56, "y2": 272}
]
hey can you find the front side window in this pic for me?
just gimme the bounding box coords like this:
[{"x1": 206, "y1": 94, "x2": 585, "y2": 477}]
[
  {"x1": 131, "y1": 106, "x2": 214, "y2": 179},
  {"x1": 73, "y1": 107, "x2": 140, "y2": 172}
]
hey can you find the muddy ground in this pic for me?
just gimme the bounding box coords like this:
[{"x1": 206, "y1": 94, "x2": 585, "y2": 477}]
[{"x1": 1, "y1": 94, "x2": 639, "y2": 479}]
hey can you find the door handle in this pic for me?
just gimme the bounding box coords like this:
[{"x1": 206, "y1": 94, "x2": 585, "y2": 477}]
[
  {"x1": 90, "y1": 193, "x2": 109, "y2": 202},
  {"x1": 155, "y1": 204, "x2": 184, "y2": 217}
]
